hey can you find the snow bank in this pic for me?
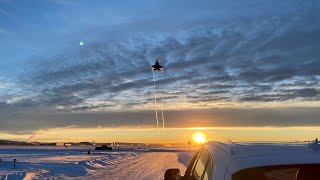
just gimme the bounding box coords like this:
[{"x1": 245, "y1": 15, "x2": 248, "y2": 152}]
[
  {"x1": 0, "y1": 147, "x2": 139, "y2": 179},
  {"x1": 0, "y1": 146, "x2": 192, "y2": 179},
  {"x1": 178, "y1": 151, "x2": 193, "y2": 167}
]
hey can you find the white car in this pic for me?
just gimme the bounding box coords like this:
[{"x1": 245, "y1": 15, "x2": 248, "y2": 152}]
[{"x1": 165, "y1": 141, "x2": 320, "y2": 180}]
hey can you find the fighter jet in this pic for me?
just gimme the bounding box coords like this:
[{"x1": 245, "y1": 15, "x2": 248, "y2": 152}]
[{"x1": 152, "y1": 60, "x2": 162, "y2": 71}]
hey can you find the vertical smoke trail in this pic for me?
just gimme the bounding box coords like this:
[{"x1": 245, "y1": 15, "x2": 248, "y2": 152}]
[
  {"x1": 152, "y1": 69, "x2": 159, "y2": 128},
  {"x1": 161, "y1": 93, "x2": 165, "y2": 135},
  {"x1": 28, "y1": 132, "x2": 37, "y2": 143},
  {"x1": 161, "y1": 68, "x2": 165, "y2": 135}
]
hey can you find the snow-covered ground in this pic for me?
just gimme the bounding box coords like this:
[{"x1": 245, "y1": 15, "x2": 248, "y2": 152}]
[{"x1": 0, "y1": 146, "x2": 192, "y2": 180}]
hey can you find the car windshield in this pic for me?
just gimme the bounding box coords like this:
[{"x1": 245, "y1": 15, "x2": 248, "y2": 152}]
[{"x1": 233, "y1": 164, "x2": 320, "y2": 180}]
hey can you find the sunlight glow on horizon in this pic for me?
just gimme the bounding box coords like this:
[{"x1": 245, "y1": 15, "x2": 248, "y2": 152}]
[
  {"x1": 192, "y1": 132, "x2": 207, "y2": 144},
  {"x1": 1, "y1": 126, "x2": 320, "y2": 144}
]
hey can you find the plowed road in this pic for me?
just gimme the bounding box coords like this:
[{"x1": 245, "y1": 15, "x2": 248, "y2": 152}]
[{"x1": 81, "y1": 152, "x2": 188, "y2": 180}]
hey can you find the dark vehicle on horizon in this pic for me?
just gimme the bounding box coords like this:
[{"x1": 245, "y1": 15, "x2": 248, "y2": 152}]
[
  {"x1": 165, "y1": 141, "x2": 320, "y2": 180},
  {"x1": 95, "y1": 145, "x2": 113, "y2": 151}
]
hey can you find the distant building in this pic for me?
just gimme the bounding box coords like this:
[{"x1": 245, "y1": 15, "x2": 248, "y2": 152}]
[
  {"x1": 56, "y1": 142, "x2": 72, "y2": 147},
  {"x1": 79, "y1": 142, "x2": 92, "y2": 146},
  {"x1": 56, "y1": 142, "x2": 64, "y2": 146}
]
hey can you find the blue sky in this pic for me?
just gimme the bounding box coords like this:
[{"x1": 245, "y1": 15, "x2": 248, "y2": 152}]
[{"x1": 1, "y1": 0, "x2": 320, "y2": 138}]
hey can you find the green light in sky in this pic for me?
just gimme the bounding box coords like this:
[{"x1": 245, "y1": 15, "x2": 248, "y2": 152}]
[{"x1": 80, "y1": 42, "x2": 84, "y2": 46}]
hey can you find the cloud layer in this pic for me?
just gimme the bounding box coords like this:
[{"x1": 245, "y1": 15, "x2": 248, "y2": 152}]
[{"x1": 0, "y1": 0, "x2": 319, "y2": 131}]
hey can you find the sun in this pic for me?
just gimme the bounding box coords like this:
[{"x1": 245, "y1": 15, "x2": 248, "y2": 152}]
[{"x1": 192, "y1": 132, "x2": 206, "y2": 144}]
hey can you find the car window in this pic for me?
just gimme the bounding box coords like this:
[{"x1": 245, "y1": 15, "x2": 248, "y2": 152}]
[
  {"x1": 232, "y1": 164, "x2": 320, "y2": 180},
  {"x1": 202, "y1": 156, "x2": 212, "y2": 180},
  {"x1": 184, "y1": 150, "x2": 201, "y2": 180},
  {"x1": 192, "y1": 150, "x2": 210, "y2": 179}
]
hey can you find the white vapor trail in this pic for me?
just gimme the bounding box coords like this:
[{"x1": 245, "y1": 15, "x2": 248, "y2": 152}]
[
  {"x1": 152, "y1": 69, "x2": 159, "y2": 128},
  {"x1": 161, "y1": 68, "x2": 165, "y2": 135}
]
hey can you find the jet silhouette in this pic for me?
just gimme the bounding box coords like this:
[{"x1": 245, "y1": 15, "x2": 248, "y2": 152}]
[{"x1": 152, "y1": 60, "x2": 162, "y2": 71}]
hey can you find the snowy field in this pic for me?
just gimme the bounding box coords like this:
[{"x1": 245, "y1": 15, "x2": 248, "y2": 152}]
[{"x1": 0, "y1": 146, "x2": 193, "y2": 180}]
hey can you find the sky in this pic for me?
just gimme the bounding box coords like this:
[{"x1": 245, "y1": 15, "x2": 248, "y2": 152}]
[{"x1": 0, "y1": 0, "x2": 320, "y2": 143}]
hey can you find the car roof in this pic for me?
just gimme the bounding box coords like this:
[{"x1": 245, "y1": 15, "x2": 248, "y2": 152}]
[{"x1": 205, "y1": 141, "x2": 320, "y2": 174}]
